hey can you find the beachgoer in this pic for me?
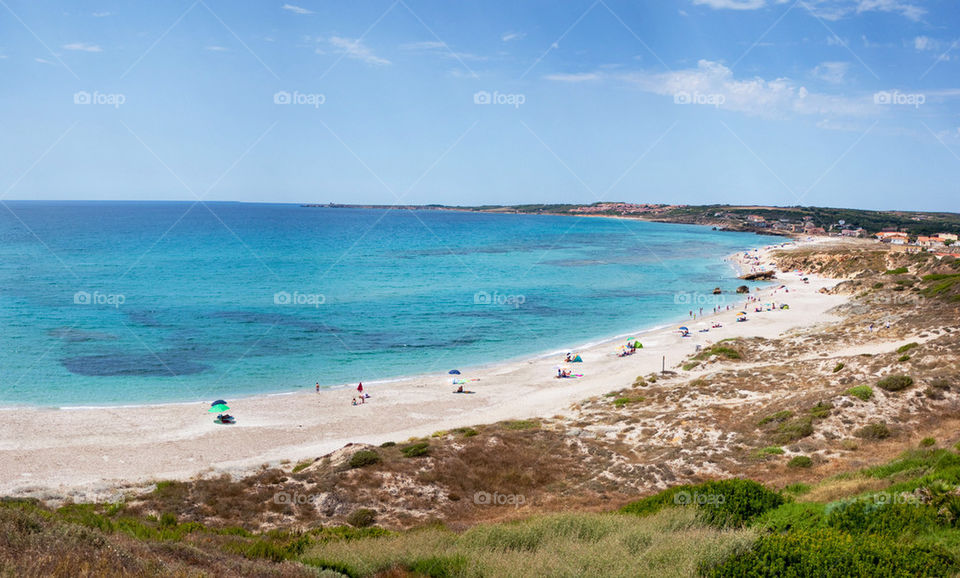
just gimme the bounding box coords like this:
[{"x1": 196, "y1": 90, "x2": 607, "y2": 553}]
[
  {"x1": 352, "y1": 398, "x2": 357, "y2": 406},
  {"x1": 456, "y1": 385, "x2": 464, "y2": 393},
  {"x1": 557, "y1": 369, "x2": 562, "y2": 378},
  {"x1": 316, "y1": 382, "x2": 319, "y2": 393}
]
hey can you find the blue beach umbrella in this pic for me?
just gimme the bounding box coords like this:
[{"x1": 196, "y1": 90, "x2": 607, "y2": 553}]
[{"x1": 449, "y1": 370, "x2": 461, "y2": 375}]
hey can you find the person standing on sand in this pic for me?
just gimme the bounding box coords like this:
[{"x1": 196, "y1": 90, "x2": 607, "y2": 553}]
[{"x1": 316, "y1": 382, "x2": 319, "y2": 393}]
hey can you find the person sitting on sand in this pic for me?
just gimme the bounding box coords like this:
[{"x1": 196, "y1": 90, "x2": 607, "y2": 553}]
[
  {"x1": 456, "y1": 385, "x2": 464, "y2": 393},
  {"x1": 558, "y1": 369, "x2": 562, "y2": 378},
  {"x1": 564, "y1": 353, "x2": 572, "y2": 362},
  {"x1": 352, "y1": 397, "x2": 357, "y2": 406}
]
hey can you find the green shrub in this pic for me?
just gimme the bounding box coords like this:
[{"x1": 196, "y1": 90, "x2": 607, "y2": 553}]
[
  {"x1": 846, "y1": 385, "x2": 873, "y2": 401},
  {"x1": 613, "y1": 396, "x2": 644, "y2": 408},
  {"x1": 454, "y1": 427, "x2": 478, "y2": 437},
  {"x1": 773, "y1": 417, "x2": 814, "y2": 444},
  {"x1": 346, "y1": 508, "x2": 377, "y2": 528},
  {"x1": 783, "y1": 483, "x2": 811, "y2": 496},
  {"x1": 348, "y1": 449, "x2": 381, "y2": 469},
  {"x1": 758, "y1": 410, "x2": 793, "y2": 426},
  {"x1": 695, "y1": 345, "x2": 742, "y2": 361},
  {"x1": 754, "y1": 446, "x2": 785, "y2": 457},
  {"x1": 877, "y1": 375, "x2": 914, "y2": 392},
  {"x1": 401, "y1": 442, "x2": 430, "y2": 458},
  {"x1": 751, "y1": 501, "x2": 825, "y2": 532},
  {"x1": 503, "y1": 420, "x2": 538, "y2": 430},
  {"x1": 899, "y1": 354, "x2": 912, "y2": 362},
  {"x1": 682, "y1": 361, "x2": 700, "y2": 371},
  {"x1": 788, "y1": 456, "x2": 813, "y2": 468},
  {"x1": 621, "y1": 479, "x2": 783, "y2": 528},
  {"x1": 833, "y1": 362, "x2": 845, "y2": 373},
  {"x1": 885, "y1": 267, "x2": 909, "y2": 275},
  {"x1": 704, "y1": 528, "x2": 955, "y2": 577},
  {"x1": 920, "y1": 437, "x2": 936, "y2": 448},
  {"x1": 292, "y1": 460, "x2": 313, "y2": 474},
  {"x1": 810, "y1": 401, "x2": 833, "y2": 419},
  {"x1": 409, "y1": 555, "x2": 470, "y2": 578},
  {"x1": 856, "y1": 422, "x2": 891, "y2": 440},
  {"x1": 873, "y1": 282, "x2": 884, "y2": 289},
  {"x1": 380, "y1": 441, "x2": 396, "y2": 448},
  {"x1": 826, "y1": 497, "x2": 939, "y2": 535},
  {"x1": 897, "y1": 342, "x2": 919, "y2": 354}
]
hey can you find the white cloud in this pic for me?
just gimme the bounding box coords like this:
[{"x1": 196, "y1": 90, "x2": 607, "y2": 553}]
[
  {"x1": 691, "y1": 0, "x2": 925, "y2": 21},
  {"x1": 35, "y1": 58, "x2": 53, "y2": 64},
  {"x1": 914, "y1": 36, "x2": 932, "y2": 51},
  {"x1": 282, "y1": 4, "x2": 313, "y2": 15},
  {"x1": 693, "y1": 0, "x2": 767, "y2": 9},
  {"x1": 501, "y1": 32, "x2": 525, "y2": 42},
  {"x1": 63, "y1": 42, "x2": 102, "y2": 53},
  {"x1": 327, "y1": 37, "x2": 390, "y2": 66},
  {"x1": 543, "y1": 72, "x2": 602, "y2": 83},
  {"x1": 811, "y1": 61, "x2": 849, "y2": 84},
  {"x1": 205, "y1": 45, "x2": 229, "y2": 52},
  {"x1": 548, "y1": 59, "x2": 875, "y2": 118},
  {"x1": 399, "y1": 40, "x2": 485, "y2": 61},
  {"x1": 92, "y1": 11, "x2": 111, "y2": 17}
]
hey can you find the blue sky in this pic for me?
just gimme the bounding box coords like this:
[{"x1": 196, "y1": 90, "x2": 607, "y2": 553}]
[{"x1": 1, "y1": 0, "x2": 958, "y2": 211}]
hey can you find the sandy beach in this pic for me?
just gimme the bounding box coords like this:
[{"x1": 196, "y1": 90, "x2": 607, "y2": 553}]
[{"x1": 0, "y1": 238, "x2": 849, "y2": 500}]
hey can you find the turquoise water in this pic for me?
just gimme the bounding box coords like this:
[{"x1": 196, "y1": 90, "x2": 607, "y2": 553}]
[{"x1": 0, "y1": 202, "x2": 781, "y2": 406}]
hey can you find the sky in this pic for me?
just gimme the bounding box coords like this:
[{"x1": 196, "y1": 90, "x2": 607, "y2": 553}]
[{"x1": 1, "y1": 0, "x2": 959, "y2": 211}]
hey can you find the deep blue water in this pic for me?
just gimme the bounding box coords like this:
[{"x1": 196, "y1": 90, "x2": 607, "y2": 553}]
[{"x1": 0, "y1": 202, "x2": 781, "y2": 406}]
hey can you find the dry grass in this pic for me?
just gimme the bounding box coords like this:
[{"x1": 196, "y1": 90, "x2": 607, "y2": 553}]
[{"x1": 303, "y1": 507, "x2": 755, "y2": 578}]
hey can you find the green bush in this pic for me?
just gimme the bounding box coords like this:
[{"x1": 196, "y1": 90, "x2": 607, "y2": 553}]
[
  {"x1": 773, "y1": 417, "x2": 814, "y2": 444},
  {"x1": 621, "y1": 479, "x2": 783, "y2": 528},
  {"x1": 380, "y1": 441, "x2": 396, "y2": 448},
  {"x1": 856, "y1": 422, "x2": 891, "y2": 440},
  {"x1": 346, "y1": 508, "x2": 377, "y2": 528},
  {"x1": 704, "y1": 528, "x2": 955, "y2": 577},
  {"x1": 846, "y1": 385, "x2": 873, "y2": 401},
  {"x1": 885, "y1": 267, "x2": 909, "y2": 275},
  {"x1": 833, "y1": 362, "x2": 845, "y2": 373},
  {"x1": 877, "y1": 375, "x2": 914, "y2": 392},
  {"x1": 826, "y1": 498, "x2": 939, "y2": 536},
  {"x1": 454, "y1": 427, "x2": 478, "y2": 437},
  {"x1": 755, "y1": 446, "x2": 785, "y2": 457},
  {"x1": 751, "y1": 501, "x2": 825, "y2": 532},
  {"x1": 897, "y1": 342, "x2": 919, "y2": 354},
  {"x1": 503, "y1": 420, "x2": 538, "y2": 430},
  {"x1": 292, "y1": 460, "x2": 313, "y2": 473},
  {"x1": 899, "y1": 354, "x2": 912, "y2": 362},
  {"x1": 409, "y1": 555, "x2": 470, "y2": 578},
  {"x1": 810, "y1": 401, "x2": 833, "y2": 419},
  {"x1": 613, "y1": 396, "x2": 644, "y2": 408},
  {"x1": 348, "y1": 449, "x2": 381, "y2": 469},
  {"x1": 758, "y1": 410, "x2": 793, "y2": 426},
  {"x1": 401, "y1": 441, "x2": 430, "y2": 458},
  {"x1": 920, "y1": 437, "x2": 936, "y2": 448},
  {"x1": 788, "y1": 456, "x2": 813, "y2": 468},
  {"x1": 695, "y1": 345, "x2": 742, "y2": 361}
]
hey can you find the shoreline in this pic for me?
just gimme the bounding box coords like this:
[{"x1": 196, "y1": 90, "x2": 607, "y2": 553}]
[{"x1": 0, "y1": 237, "x2": 841, "y2": 500}]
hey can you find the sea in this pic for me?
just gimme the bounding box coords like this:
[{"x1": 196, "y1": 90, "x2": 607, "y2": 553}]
[{"x1": 0, "y1": 202, "x2": 783, "y2": 406}]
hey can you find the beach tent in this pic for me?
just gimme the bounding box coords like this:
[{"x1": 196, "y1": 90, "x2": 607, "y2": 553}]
[{"x1": 571, "y1": 355, "x2": 583, "y2": 362}]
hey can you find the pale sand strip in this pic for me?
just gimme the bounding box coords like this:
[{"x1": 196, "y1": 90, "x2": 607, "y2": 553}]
[{"x1": 0, "y1": 238, "x2": 848, "y2": 499}]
